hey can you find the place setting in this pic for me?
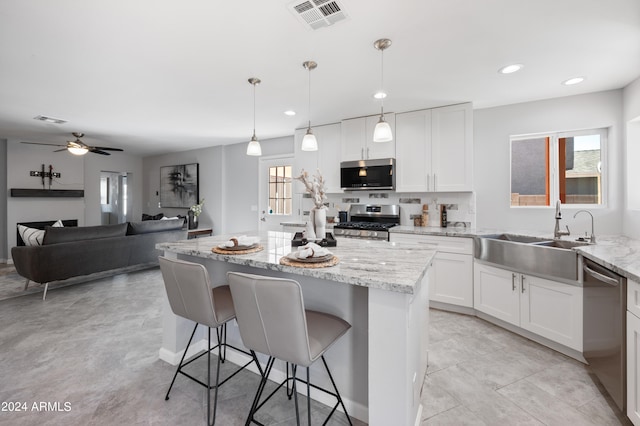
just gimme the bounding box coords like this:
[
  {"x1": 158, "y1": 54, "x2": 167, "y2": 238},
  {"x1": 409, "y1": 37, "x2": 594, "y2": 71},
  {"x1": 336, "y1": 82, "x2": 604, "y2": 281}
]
[
  {"x1": 280, "y1": 241, "x2": 339, "y2": 268},
  {"x1": 211, "y1": 235, "x2": 263, "y2": 255}
]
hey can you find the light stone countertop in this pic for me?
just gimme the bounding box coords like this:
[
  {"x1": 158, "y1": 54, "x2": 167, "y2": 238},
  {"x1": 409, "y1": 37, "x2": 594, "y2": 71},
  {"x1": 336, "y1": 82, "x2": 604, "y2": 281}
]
[
  {"x1": 391, "y1": 225, "x2": 640, "y2": 283},
  {"x1": 157, "y1": 231, "x2": 436, "y2": 294}
]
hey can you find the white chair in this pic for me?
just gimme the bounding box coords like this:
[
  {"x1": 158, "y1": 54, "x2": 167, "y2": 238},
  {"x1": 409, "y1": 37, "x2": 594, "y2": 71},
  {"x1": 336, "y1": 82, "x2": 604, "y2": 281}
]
[{"x1": 227, "y1": 271, "x2": 353, "y2": 425}]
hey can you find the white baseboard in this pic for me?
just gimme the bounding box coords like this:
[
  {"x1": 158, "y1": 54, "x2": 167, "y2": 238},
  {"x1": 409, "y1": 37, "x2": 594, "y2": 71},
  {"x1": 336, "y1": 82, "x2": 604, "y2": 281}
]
[{"x1": 159, "y1": 338, "x2": 368, "y2": 423}]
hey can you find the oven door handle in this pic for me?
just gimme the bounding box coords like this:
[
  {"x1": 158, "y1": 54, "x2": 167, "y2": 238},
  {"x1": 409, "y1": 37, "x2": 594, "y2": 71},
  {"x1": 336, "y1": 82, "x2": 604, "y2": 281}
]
[{"x1": 583, "y1": 264, "x2": 619, "y2": 286}]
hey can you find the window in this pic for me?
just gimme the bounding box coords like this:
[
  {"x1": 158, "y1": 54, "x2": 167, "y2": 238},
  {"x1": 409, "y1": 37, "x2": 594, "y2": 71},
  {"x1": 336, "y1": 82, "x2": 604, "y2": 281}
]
[
  {"x1": 510, "y1": 129, "x2": 605, "y2": 207},
  {"x1": 268, "y1": 165, "x2": 292, "y2": 215}
]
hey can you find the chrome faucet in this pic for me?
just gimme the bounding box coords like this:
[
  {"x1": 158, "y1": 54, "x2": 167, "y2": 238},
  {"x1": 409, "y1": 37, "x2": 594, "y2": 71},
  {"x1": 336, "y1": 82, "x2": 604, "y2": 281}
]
[
  {"x1": 554, "y1": 200, "x2": 570, "y2": 239},
  {"x1": 573, "y1": 210, "x2": 596, "y2": 243}
]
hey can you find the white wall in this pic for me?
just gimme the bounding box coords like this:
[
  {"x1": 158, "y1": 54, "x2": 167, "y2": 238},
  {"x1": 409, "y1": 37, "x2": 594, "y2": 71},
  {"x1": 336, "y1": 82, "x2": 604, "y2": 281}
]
[
  {"x1": 474, "y1": 90, "x2": 624, "y2": 236},
  {"x1": 4, "y1": 140, "x2": 144, "y2": 256},
  {"x1": 0, "y1": 139, "x2": 7, "y2": 262},
  {"x1": 142, "y1": 135, "x2": 293, "y2": 235},
  {"x1": 623, "y1": 76, "x2": 640, "y2": 238}
]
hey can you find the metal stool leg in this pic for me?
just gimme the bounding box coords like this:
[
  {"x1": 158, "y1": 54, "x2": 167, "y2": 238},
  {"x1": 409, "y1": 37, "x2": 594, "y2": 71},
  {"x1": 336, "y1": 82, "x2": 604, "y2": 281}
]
[
  {"x1": 321, "y1": 355, "x2": 352, "y2": 425},
  {"x1": 306, "y1": 367, "x2": 311, "y2": 426},
  {"x1": 165, "y1": 323, "x2": 199, "y2": 400}
]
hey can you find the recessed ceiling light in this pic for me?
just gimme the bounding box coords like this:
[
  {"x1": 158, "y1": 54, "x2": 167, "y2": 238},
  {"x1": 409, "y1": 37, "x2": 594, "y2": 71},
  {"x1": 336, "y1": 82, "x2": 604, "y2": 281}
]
[
  {"x1": 562, "y1": 77, "x2": 585, "y2": 86},
  {"x1": 33, "y1": 115, "x2": 67, "y2": 124},
  {"x1": 284, "y1": 110, "x2": 296, "y2": 116},
  {"x1": 373, "y1": 91, "x2": 387, "y2": 99},
  {"x1": 498, "y1": 64, "x2": 524, "y2": 74}
]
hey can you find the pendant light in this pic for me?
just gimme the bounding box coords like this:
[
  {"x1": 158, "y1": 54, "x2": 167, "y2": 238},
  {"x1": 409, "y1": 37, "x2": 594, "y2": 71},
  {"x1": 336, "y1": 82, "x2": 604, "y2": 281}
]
[
  {"x1": 246, "y1": 77, "x2": 262, "y2": 156},
  {"x1": 373, "y1": 38, "x2": 393, "y2": 143},
  {"x1": 301, "y1": 60, "x2": 318, "y2": 151}
]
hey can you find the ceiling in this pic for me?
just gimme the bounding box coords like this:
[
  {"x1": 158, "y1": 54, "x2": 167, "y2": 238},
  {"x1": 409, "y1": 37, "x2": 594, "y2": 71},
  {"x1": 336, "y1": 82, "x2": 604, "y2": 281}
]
[{"x1": 1, "y1": 0, "x2": 639, "y2": 156}]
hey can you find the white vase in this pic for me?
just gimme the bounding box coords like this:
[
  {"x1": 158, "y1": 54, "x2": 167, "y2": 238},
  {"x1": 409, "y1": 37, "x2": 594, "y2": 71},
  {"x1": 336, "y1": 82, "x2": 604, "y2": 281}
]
[
  {"x1": 314, "y1": 207, "x2": 327, "y2": 241},
  {"x1": 305, "y1": 209, "x2": 317, "y2": 241}
]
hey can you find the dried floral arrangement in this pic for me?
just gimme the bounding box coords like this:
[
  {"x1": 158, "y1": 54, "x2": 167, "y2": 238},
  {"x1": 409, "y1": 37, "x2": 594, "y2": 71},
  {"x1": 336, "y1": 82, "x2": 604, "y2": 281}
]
[{"x1": 295, "y1": 169, "x2": 327, "y2": 209}]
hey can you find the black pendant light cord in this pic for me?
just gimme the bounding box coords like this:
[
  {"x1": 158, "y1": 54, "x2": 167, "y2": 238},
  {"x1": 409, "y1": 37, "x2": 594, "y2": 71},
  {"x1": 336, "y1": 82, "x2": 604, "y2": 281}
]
[{"x1": 308, "y1": 66, "x2": 312, "y2": 130}]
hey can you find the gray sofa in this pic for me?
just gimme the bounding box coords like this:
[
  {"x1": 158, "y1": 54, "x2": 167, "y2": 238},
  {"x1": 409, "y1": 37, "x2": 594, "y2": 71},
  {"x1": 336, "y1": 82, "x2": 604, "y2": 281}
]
[{"x1": 11, "y1": 219, "x2": 187, "y2": 299}]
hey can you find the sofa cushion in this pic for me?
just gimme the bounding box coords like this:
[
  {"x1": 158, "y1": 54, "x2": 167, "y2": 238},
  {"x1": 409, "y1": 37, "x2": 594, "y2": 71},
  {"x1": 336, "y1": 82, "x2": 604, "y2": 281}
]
[
  {"x1": 126, "y1": 219, "x2": 184, "y2": 235},
  {"x1": 142, "y1": 213, "x2": 164, "y2": 221},
  {"x1": 18, "y1": 225, "x2": 45, "y2": 246},
  {"x1": 43, "y1": 223, "x2": 128, "y2": 245}
]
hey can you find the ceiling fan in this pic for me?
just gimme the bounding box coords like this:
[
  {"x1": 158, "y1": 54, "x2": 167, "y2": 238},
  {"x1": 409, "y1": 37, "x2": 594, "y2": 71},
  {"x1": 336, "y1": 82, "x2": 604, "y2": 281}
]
[{"x1": 21, "y1": 132, "x2": 124, "y2": 156}]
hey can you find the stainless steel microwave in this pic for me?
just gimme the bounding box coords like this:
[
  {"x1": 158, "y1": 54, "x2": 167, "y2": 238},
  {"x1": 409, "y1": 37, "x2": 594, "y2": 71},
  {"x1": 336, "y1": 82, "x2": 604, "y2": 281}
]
[{"x1": 340, "y1": 158, "x2": 395, "y2": 191}]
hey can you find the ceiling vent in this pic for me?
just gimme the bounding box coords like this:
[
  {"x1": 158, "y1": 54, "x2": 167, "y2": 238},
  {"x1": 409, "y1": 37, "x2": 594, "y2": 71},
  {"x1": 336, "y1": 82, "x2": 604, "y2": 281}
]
[
  {"x1": 33, "y1": 115, "x2": 67, "y2": 124},
  {"x1": 288, "y1": 0, "x2": 349, "y2": 30}
]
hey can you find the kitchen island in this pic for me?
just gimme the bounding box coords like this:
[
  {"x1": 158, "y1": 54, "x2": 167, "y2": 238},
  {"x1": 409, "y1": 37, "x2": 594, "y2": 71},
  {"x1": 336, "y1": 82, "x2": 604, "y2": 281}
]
[{"x1": 157, "y1": 231, "x2": 435, "y2": 425}]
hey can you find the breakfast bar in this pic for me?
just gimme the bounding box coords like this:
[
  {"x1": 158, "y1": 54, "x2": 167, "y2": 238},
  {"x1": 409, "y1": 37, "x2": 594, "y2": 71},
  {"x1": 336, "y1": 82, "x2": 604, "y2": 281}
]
[{"x1": 157, "y1": 231, "x2": 435, "y2": 425}]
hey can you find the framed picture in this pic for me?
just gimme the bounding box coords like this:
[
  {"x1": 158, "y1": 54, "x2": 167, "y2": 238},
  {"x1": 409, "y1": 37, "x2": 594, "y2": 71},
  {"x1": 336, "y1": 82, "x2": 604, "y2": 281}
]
[{"x1": 159, "y1": 163, "x2": 199, "y2": 208}]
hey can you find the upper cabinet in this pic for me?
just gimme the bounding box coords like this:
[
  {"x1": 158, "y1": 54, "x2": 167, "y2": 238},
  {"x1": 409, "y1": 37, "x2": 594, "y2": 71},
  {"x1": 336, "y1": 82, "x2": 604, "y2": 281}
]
[
  {"x1": 396, "y1": 103, "x2": 473, "y2": 192},
  {"x1": 294, "y1": 123, "x2": 342, "y2": 194},
  {"x1": 341, "y1": 113, "x2": 396, "y2": 161}
]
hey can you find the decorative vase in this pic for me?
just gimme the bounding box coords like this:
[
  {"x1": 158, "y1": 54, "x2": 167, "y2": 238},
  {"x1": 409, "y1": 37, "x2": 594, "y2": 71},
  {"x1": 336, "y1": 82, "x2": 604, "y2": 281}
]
[
  {"x1": 305, "y1": 209, "x2": 317, "y2": 241},
  {"x1": 314, "y1": 207, "x2": 327, "y2": 241},
  {"x1": 188, "y1": 211, "x2": 198, "y2": 230}
]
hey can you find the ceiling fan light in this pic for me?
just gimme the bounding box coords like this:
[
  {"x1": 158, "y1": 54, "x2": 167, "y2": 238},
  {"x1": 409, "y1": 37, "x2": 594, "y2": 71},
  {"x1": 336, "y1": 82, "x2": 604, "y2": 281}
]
[
  {"x1": 246, "y1": 135, "x2": 262, "y2": 156},
  {"x1": 301, "y1": 128, "x2": 318, "y2": 151},
  {"x1": 373, "y1": 116, "x2": 393, "y2": 142},
  {"x1": 68, "y1": 146, "x2": 89, "y2": 155}
]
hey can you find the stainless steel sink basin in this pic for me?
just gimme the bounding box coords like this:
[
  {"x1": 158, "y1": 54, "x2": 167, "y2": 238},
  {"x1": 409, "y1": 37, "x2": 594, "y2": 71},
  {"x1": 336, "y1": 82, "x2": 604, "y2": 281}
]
[{"x1": 474, "y1": 234, "x2": 591, "y2": 281}]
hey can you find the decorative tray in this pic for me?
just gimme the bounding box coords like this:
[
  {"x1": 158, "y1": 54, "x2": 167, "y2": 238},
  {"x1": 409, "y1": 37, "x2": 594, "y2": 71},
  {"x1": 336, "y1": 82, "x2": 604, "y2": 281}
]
[
  {"x1": 285, "y1": 253, "x2": 333, "y2": 263},
  {"x1": 291, "y1": 232, "x2": 337, "y2": 247},
  {"x1": 212, "y1": 245, "x2": 263, "y2": 255}
]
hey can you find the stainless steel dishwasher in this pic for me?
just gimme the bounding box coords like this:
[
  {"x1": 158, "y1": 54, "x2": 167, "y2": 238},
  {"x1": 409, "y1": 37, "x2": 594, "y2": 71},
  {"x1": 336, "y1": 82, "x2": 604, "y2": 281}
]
[{"x1": 583, "y1": 257, "x2": 627, "y2": 411}]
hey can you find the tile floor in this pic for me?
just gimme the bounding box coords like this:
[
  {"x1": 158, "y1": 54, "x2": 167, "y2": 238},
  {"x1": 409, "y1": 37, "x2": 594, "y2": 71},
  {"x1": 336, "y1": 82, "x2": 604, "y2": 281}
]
[{"x1": 0, "y1": 266, "x2": 632, "y2": 425}]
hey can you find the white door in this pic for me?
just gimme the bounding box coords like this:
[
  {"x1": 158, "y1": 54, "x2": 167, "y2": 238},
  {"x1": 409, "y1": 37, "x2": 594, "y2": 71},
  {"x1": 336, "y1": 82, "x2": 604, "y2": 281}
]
[{"x1": 259, "y1": 156, "x2": 296, "y2": 232}]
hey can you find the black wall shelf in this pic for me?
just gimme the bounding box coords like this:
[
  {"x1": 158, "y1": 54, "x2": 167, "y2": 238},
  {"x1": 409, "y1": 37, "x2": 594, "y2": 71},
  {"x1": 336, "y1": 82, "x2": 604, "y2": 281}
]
[{"x1": 10, "y1": 189, "x2": 85, "y2": 198}]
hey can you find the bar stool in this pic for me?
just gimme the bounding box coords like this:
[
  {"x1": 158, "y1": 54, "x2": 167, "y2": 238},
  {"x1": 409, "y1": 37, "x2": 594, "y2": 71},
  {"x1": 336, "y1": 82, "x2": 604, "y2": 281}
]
[
  {"x1": 159, "y1": 257, "x2": 255, "y2": 425},
  {"x1": 227, "y1": 271, "x2": 353, "y2": 425}
]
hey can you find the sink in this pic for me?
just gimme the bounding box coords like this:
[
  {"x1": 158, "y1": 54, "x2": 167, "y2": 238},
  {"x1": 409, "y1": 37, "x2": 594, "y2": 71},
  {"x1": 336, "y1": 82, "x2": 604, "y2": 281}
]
[
  {"x1": 474, "y1": 234, "x2": 591, "y2": 281},
  {"x1": 481, "y1": 233, "x2": 550, "y2": 244},
  {"x1": 530, "y1": 240, "x2": 591, "y2": 249}
]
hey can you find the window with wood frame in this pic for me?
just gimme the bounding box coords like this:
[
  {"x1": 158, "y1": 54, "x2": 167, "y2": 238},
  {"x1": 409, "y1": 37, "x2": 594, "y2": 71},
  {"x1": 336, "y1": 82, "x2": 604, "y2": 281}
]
[
  {"x1": 268, "y1": 165, "x2": 292, "y2": 215},
  {"x1": 510, "y1": 129, "x2": 605, "y2": 207}
]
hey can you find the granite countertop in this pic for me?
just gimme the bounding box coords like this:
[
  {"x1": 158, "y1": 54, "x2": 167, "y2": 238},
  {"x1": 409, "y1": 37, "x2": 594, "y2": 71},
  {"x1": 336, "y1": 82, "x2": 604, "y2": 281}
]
[
  {"x1": 157, "y1": 231, "x2": 436, "y2": 294},
  {"x1": 391, "y1": 225, "x2": 640, "y2": 283}
]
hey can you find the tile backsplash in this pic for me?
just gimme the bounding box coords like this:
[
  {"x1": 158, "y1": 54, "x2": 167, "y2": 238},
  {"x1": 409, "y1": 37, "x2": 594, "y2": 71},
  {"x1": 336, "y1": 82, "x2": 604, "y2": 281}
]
[{"x1": 310, "y1": 191, "x2": 477, "y2": 227}]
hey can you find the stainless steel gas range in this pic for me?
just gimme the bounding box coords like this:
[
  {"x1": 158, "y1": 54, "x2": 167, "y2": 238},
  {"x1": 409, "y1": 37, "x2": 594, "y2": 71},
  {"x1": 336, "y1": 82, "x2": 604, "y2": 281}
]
[{"x1": 333, "y1": 204, "x2": 400, "y2": 241}]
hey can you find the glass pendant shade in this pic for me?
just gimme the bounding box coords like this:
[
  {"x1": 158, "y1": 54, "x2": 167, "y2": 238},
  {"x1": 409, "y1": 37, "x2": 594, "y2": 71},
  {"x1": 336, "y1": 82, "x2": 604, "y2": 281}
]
[
  {"x1": 246, "y1": 134, "x2": 262, "y2": 156},
  {"x1": 373, "y1": 115, "x2": 393, "y2": 142},
  {"x1": 246, "y1": 77, "x2": 262, "y2": 156},
  {"x1": 68, "y1": 145, "x2": 89, "y2": 155},
  {"x1": 301, "y1": 128, "x2": 318, "y2": 151}
]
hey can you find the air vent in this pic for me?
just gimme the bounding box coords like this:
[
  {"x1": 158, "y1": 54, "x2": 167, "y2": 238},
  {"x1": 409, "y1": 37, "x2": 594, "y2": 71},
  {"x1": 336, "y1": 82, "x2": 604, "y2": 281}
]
[
  {"x1": 33, "y1": 115, "x2": 67, "y2": 124},
  {"x1": 288, "y1": 0, "x2": 348, "y2": 30}
]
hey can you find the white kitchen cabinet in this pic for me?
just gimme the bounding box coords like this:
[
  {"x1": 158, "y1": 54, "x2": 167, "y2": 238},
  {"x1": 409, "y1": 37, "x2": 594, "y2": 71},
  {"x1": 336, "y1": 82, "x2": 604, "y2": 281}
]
[
  {"x1": 628, "y1": 279, "x2": 640, "y2": 425},
  {"x1": 474, "y1": 262, "x2": 583, "y2": 351},
  {"x1": 390, "y1": 233, "x2": 473, "y2": 308},
  {"x1": 294, "y1": 123, "x2": 342, "y2": 194},
  {"x1": 341, "y1": 114, "x2": 396, "y2": 162},
  {"x1": 395, "y1": 103, "x2": 473, "y2": 192}
]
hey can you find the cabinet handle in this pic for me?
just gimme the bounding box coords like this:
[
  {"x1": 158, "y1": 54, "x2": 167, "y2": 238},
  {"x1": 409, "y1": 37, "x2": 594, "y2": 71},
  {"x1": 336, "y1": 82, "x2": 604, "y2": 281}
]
[
  {"x1": 521, "y1": 275, "x2": 525, "y2": 293},
  {"x1": 427, "y1": 174, "x2": 430, "y2": 190},
  {"x1": 361, "y1": 148, "x2": 364, "y2": 159},
  {"x1": 512, "y1": 273, "x2": 516, "y2": 291},
  {"x1": 434, "y1": 174, "x2": 437, "y2": 191},
  {"x1": 367, "y1": 147, "x2": 370, "y2": 159}
]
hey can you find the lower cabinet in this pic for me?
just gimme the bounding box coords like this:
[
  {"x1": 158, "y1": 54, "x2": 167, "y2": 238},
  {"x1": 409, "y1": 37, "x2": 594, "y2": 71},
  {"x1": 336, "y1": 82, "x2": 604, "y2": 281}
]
[
  {"x1": 628, "y1": 279, "x2": 640, "y2": 425},
  {"x1": 390, "y1": 233, "x2": 473, "y2": 308},
  {"x1": 474, "y1": 262, "x2": 583, "y2": 351}
]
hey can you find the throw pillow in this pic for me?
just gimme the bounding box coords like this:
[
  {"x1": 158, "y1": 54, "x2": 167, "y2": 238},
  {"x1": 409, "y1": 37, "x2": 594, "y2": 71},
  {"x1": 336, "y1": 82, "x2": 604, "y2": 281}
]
[
  {"x1": 52, "y1": 219, "x2": 64, "y2": 227},
  {"x1": 18, "y1": 225, "x2": 45, "y2": 246}
]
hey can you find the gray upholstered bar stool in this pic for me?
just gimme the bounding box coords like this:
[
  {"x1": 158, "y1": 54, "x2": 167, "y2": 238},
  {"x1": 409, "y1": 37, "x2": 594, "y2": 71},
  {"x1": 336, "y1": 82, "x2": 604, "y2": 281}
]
[
  {"x1": 227, "y1": 271, "x2": 353, "y2": 425},
  {"x1": 159, "y1": 256, "x2": 255, "y2": 425}
]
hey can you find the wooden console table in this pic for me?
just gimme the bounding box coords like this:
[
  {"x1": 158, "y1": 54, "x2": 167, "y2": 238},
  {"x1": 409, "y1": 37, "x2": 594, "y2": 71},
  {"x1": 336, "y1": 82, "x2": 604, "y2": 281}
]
[{"x1": 187, "y1": 228, "x2": 213, "y2": 239}]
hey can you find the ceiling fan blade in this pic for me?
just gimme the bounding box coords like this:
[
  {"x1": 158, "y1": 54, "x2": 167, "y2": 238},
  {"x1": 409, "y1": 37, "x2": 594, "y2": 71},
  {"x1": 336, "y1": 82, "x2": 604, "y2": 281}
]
[
  {"x1": 21, "y1": 141, "x2": 67, "y2": 147},
  {"x1": 92, "y1": 146, "x2": 123, "y2": 152},
  {"x1": 90, "y1": 149, "x2": 111, "y2": 155}
]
